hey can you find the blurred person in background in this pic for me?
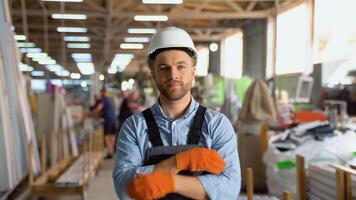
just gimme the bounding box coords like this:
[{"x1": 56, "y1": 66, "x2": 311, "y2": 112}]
[
  {"x1": 92, "y1": 89, "x2": 116, "y2": 159},
  {"x1": 117, "y1": 89, "x2": 143, "y2": 132}
]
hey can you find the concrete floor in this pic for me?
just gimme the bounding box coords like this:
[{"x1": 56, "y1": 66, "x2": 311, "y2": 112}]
[
  {"x1": 15, "y1": 158, "x2": 118, "y2": 200},
  {"x1": 14, "y1": 159, "x2": 279, "y2": 200}
]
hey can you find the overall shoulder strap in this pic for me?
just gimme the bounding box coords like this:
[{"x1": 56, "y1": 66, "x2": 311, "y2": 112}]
[
  {"x1": 142, "y1": 108, "x2": 163, "y2": 147},
  {"x1": 188, "y1": 105, "x2": 207, "y2": 145}
]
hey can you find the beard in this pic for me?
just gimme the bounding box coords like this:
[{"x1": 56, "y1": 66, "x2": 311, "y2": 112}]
[{"x1": 157, "y1": 80, "x2": 192, "y2": 101}]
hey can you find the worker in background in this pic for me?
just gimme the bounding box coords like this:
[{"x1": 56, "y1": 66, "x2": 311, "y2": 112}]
[
  {"x1": 92, "y1": 89, "x2": 116, "y2": 159},
  {"x1": 117, "y1": 89, "x2": 143, "y2": 132},
  {"x1": 112, "y1": 27, "x2": 241, "y2": 200}
]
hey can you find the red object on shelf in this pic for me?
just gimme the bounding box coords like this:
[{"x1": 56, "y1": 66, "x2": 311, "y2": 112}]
[{"x1": 293, "y1": 111, "x2": 327, "y2": 123}]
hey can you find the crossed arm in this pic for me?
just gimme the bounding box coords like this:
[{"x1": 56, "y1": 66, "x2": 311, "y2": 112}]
[{"x1": 113, "y1": 114, "x2": 241, "y2": 200}]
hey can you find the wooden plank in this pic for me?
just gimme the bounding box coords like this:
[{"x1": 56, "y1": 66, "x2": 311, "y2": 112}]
[
  {"x1": 58, "y1": 128, "x2": 63, "y2": 161},
  {"x1": 29, "y1": 139, "x2": 34, "y2": 186},
  {"x1": 33, "y1": 156, "x2": 73, "y2": 186},
  {"x1": 246, "y1": 168, "x2": 253, "y2": 200},
  {"x1": 283, "y1": 191, "x2": 292, "y2": 200},
  {"x1": 50, "y1": 130, "x2": 55, "y2": 167},
  {"x1": 336, "y1": 169, "x2": 346, "y2": 200},
  {"x1": 41, "y1": 134, "x2": 46, "y2": 175},
  {"x1": 296, "y1": 155, "x2": 306, "y2": 200}
]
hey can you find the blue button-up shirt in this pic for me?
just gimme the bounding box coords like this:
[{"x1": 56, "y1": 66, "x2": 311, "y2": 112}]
[{"x1": 112, "y1": 97, "x2": 241, "y2": 200}]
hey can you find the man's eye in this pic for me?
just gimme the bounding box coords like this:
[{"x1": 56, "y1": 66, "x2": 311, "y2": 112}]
[{"x1": 178, "y1": 65, "x2": 186, "y2": 69}]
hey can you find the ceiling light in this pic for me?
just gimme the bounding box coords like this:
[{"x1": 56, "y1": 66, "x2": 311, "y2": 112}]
[
  {"x1": 124, "y1": 37, "x2": 149, "y2": 43},
  {"x1": 120, "y1": 43, "x2": 144, "y2": 49},
  {"x1": 70, "y1": 73, "x2": 81, "y2": 79},
  {"x1": 72, "y1": 53, "x2": 92, "y2": 59},
  {"x1": 56, "y1": 70, "x2": 70, "y2": 77},
  {"x1": 20, "y1": 48, "x2": 42, "y2": 53},
  {"x1": 128, "y1": 28, "x2": 156, "y2": 34},
  {"x1": 57, "y1": 27, "x2": 87, "y2": 33},
  {"x1": 51, "y1": 14, "x2": 87, "y2": 20},
  {"x1": 38, "y1": 59, "x2": 56, "y2": 65},
  {"x1": 99, "y1": 74, "x2": 104, "y2": 81},
  {"x1": 76, "y1": 62, "x2": 95, "y2": 75},
  {"x1": 26, "y1": 53, "x2": 48, "y2": 58},
  {"x1": 16, "y1": 42, "x2": 35, "y2": 48},
  {"x1": 108, "y1": 68, "x2": 117, "y2": 74},
  {"x1": 64, "y1": 36, "x2": 90, "y2": 42},
  {"x1": 112, "y1": 60, "x2": 131, "y2": 66},
  {"x1": 142, "y1": 0, "x2": 182, "y2": 4},
  {"x1": 118, "y1": 65, "x2": 127, "y2": 72},
  {"x1": 114, "y1": 53, "x2": 134, "y2": 59},
  {"x1": 19, "y1": 63, "x2": 34, "y2": 72},
  {"x1": 134, "y1": 15, "x2": 168, "y2": 22},
  {"x1": 42, "y1": 0, "x2": 83, "y2": 2},
  {"x1": 67, "y1": 43, "x2": 91, "y2": 49},
  {"x1": 15, "y1": 35, "x2": 26, "y2": 40},
  {"x1": 209, "y1": 43, "x2": 218, "y2": 52},
  {"x1": 31, "y1": 71, "x2": 45, "y2": 77},
  {"x1": 72, "y1": 53, "x2": 92, "y2": 62},
  {"x1": 46, "y1": 64, "x2": 63, "y2": 72}
]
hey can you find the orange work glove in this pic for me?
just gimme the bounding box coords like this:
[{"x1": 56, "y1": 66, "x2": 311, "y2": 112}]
[
  {"x1": 127, "y1": 172, "x2": 175, "y2": 200},
  {"x1": 176, "y1": 147, "x2": 226, "y2": 174}
]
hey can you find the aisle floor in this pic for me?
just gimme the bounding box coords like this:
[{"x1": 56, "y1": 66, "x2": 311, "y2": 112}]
[
  {"x1": 16, "y1": 158, "x2": 118, "y2": 200},
  {"x1": 15, "y1": 159, "x2": 278, "y2": 200}
]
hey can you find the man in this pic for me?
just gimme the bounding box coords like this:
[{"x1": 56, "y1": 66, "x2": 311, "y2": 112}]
[
  {"x1": 93, "y1": 89, "x2": 116, "y2": 158},
  {"x1": 112, "y1": 27, "x2": 240, "y2": 200}
]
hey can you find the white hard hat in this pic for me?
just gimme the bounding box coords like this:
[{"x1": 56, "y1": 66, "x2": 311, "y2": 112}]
[{"x1": 147, "y1": 26, "x2": 197, "y2": 60}]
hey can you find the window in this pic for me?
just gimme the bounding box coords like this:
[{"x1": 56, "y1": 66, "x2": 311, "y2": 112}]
[{"x1": 220, "y1": 31, "x2": 243, "y2": 79}]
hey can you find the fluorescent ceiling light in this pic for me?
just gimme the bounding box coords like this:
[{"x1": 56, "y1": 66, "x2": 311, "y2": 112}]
[
  {"x1": 20, "y1": 48, "x2": 42, "y2": 53},
  {"x1": 67, "y1": 43, "x2": 91, "y2": 49},
  {"x1": 128, "y1": 28, "x2": 156, "y2": 34},
  {"x1": 19, "y1": 63, "x2": 34, "y2": 72},
  {"x1": 134, "y1": 15, "x2": 168, "y2": 22},
  {"x1": 70, "y1": 73, "x2": 81, "y2": 79},
  {"x1": 15, "y1": 35, "x2": 26, "y2": 40},
  {"x1": 143, "y1": 0, "x2": 182, "y2": 4},
  {"x1": 56, "y1": 70, "x2": 70, "y2": 77},
  {"x1": 108, "y1": 68, "x2": 117, "y2": 74},
  {"x1": 120, "y1": 43, "x2": 144, "y2": 49},
  {"x1": 118, "y1": 65, "x2": 127, "y2": 72},
  {"x1": 72, "y1": 53, "x2": 92, "y2": 59},
  {"x1": 76, "y1": 62, "x2": 95, "y2": 75},
  {"x1": 31, "y1": 71, "x2": 45, "y2": 77},
  {"x1": 32, "y1": 57, "x2": 53, "y2": 62},
  {"x1": 112, "y1": 60, "x2": 131, "y2": 66},
  {"x1": 57, "y1": 27, "x2": 87, "y2": 33},
  {"x1": 64, "y1": 36, "x2": 90, "y2": 42},
  {"x1": 46, "y1": 64, "x2": 63, "y2": 72},
  {"x1": 26, "y1": 53, "x2": 48, "y2": 58},
  {"x1": 51, "y1": 14, "x2": 87, "y2": 20},
  {"x1": 42, "y1": 0, "x2": 83, "y2": 2},
  {"x1": 114, "y1": 53, "x2": 134, "y2": 59},
  {"x1": 124, "y1": 37, "x2": 149, "y2": 43},
  {"x1": 16, "y1": 42, "x2": 35, "y2": 48},
  {"x1": 39, "y1": 59, "x2": 56, "y2": 65}
]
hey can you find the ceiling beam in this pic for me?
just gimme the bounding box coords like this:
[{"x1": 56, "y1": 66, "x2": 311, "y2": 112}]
[{"x1": 11, "y1": 9, "x2": 271, "y2": 19}]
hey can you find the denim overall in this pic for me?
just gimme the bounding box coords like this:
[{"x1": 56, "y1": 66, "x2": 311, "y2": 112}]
[{"x1": 142, "y1": 105, "x2": 207, "y2": 200}]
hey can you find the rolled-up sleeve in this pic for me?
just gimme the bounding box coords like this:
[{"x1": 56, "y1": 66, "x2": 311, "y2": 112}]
[
  {"x1": 197, "y1": 114, "x2": 241, "y2": 200},
  {"x1": 112, "y1": 117, "x2": 154, "y2": 200}
]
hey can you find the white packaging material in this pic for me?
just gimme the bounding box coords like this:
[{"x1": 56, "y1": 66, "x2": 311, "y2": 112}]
[{"x1": 264, "y1": 132, "x2": 356, "y2": 197}]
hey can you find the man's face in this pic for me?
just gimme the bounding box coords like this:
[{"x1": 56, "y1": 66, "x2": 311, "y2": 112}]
[{"x1": 151, "y1": 50, "x2": 195, "y2": 101}]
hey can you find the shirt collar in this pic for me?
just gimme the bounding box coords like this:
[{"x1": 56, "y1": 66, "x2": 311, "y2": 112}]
[{"x1": 152, "y1": 96, "x2": 198, "y2": 120}]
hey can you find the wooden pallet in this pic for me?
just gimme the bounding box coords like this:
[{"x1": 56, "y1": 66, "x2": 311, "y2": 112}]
[{"x1": 29, "y1": 127, "x2": 104, "y2": 199}]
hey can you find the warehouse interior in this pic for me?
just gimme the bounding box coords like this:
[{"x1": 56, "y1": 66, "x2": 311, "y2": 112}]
[{"x1": 1, "y1": 0, "x2": 356, "y2": 199}]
